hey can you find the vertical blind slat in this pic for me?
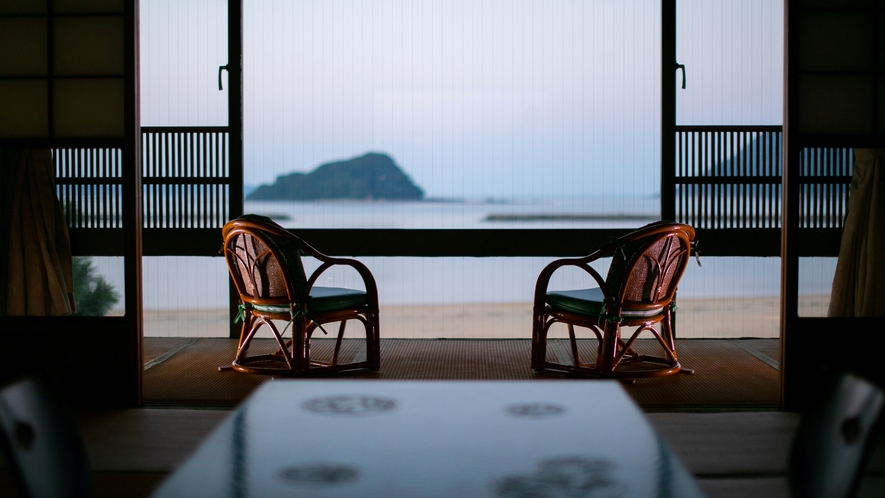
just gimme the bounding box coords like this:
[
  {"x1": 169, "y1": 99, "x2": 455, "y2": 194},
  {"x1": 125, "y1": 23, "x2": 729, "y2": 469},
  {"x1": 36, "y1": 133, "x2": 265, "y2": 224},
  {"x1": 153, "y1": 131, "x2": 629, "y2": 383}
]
[
  {"x1": 673, "y1": 128, "x2": 850, "y2": 230},
  {"x1": 53, "y1": 129, "x2": 230, "y2": 231}
]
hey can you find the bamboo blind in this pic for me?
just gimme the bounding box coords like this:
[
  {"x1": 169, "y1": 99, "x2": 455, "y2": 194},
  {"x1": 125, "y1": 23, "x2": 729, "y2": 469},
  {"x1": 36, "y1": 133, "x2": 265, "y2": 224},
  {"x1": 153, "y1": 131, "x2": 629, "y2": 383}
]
[
  {"x1": 674, "y1": 126, "x2": 851, "y2": 230},
  {"x1": 55, "y1": 126, "x2": 230, "y2": 230}
]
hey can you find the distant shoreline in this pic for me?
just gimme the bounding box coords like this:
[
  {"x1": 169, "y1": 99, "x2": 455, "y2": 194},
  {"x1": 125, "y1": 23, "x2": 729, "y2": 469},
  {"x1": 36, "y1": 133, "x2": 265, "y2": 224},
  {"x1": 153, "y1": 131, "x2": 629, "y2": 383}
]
[
  {"x1": 139, "y1": 295, "x2": 830, "y2": 339},
  {"x1": 249, "y1": 209, "x2": 660, "y2": 224},
  {"x1": 483, "y1": 213, "x2": 658, "y2": 222}
]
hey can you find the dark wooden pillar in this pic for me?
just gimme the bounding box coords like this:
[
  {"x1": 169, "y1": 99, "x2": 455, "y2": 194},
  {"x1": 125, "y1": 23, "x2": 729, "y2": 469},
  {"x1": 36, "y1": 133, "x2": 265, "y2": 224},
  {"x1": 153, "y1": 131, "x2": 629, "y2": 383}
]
[
  {"x1": 228, "y1": 0, "x2": 244, "y2": 339},
  {"x1": 661, "y1": 0, "x2": 677, "y2": 222}
]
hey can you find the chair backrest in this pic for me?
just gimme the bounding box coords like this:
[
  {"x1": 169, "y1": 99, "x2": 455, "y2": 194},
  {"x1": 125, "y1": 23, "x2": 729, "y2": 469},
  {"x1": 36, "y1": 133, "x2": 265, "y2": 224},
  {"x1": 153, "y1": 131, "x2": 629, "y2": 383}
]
[
  {"x1": 0, "y1": 377, "x2": 90, "y2": 498},
  {"x1": 605, "y1": 222, "x2": 694, "y2": 311},
  {"x1": 789, "y1": 370, "x2": 884, "y2": 498},
  {"x1": 222, "y1": 215, "x2": 308, "y2": 304}
]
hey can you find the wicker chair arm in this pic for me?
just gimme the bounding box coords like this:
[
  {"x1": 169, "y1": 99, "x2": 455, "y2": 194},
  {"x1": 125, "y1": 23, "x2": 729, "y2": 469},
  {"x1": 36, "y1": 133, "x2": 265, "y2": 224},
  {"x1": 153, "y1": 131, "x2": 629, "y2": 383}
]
[
  {"x1": 300, "y1": 256, "x2": 380, "y2": 306},
  {"x1": 533, "y1": 257, "x2": 609, "y2": 307}
]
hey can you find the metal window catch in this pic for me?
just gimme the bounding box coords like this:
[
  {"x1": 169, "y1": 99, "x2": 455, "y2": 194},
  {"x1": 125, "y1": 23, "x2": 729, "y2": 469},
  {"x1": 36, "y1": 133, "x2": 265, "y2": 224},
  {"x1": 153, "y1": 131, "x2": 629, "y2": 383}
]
[
  {"x1": 675, "y1": 62, "x2": 686, "y2": 90},
  {"x1": 218, "y1": 64, "x2": 229, "y2": 91}
]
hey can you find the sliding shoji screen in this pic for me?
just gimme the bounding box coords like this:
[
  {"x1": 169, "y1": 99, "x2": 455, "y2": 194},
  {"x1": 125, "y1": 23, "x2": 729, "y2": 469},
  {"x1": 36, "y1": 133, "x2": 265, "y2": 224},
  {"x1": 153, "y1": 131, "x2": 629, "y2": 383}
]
[{"x1": 1, "y1": 0, "x2": 129, "y2": 315}]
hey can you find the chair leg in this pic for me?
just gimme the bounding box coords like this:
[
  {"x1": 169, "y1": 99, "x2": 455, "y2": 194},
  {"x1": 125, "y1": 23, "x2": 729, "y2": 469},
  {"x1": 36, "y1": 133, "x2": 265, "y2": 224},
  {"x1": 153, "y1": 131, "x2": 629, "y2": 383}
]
[
  {"x1": 236, "y1": 315, "x2": 251, "y2": 352},
  {"x1": 568, "y1": 324, "x2": 580, "y2": 367},
  {"x1": 663, "y1": 308, "x2": 694, "y2": 374},
  {"x1": 531, "y1": 310, "x2": 549, "y2": 369},
  {"x1": 662, "y1": 308, "x2": 677, "y2": 351},
  {"x1": 292, "y1": 318, "x2": 310, "y2": 371},
  {"x1": 589, "y1": 325, "x2": 604, "y2": 357},
  {"x1": 369, "y1": 311, "x2": 381, "y2": 370},
  {"x1": 268, "y1": 318, "x2": 297, "y2": 370},
  {"x1": 235, "y1": 317, "x2": 264, "y2": 363},
  {"x1": 331, "y1": 320, "x2": 347, "y2": 366},
  {"x1": 598, "y1": 322, "x2": 620, "y2": 373},
  {"x1": 220, "y1": 315, "x2": 251, "y2": 371}
]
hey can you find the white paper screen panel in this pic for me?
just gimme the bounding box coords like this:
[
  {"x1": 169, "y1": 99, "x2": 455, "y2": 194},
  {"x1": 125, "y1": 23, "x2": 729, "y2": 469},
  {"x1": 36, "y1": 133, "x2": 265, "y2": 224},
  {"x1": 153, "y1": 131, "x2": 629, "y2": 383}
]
[
  {"x1": 0, "y1": 81, "x2": 49, "y2": 137},
  {"x1": 0, "y1": 18, "x2": 47, "y2": 75},
  {"x1": 54, "y1": 17, "x2": 125, "y2": 76},
  {"x1": 796, "y1": 7, "x2": 883, "y2": 134},
  {"x1": 799, "y1": 76, "x2": 875, "y2": 135},
  {"x1": 0, "y1": 0, "x2": 125, "y2": 139},
  {"x1": 54, "y1": 78, "x2": 125, "y2": 136},
  {"x1": 0, "y1": 0, "x2": 47, "y2": 14},
  {"x1": 54, "y1": 0, "x2": 122, "y2": 13}
]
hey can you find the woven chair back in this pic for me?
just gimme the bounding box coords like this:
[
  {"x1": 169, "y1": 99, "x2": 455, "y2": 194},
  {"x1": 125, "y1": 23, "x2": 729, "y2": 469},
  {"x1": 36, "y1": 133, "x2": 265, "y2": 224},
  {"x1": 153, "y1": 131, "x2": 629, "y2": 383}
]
[
  {"x1": 606, "y1": 225, "x2": 693, "y2": 310},
  {"x1": 224, "y1": 218, "x2": 308, "y2": 303}
]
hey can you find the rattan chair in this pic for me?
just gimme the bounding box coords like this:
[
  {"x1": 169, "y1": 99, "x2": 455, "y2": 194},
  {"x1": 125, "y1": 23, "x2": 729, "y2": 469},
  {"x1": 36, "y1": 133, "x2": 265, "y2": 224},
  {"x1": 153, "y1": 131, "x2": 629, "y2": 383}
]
[
  {"x1": 531, "y1": 221, "x2": 696, "y2": 378},
  {"x1": 221, "y1": 215, "x2": 380, "y2": 375}
]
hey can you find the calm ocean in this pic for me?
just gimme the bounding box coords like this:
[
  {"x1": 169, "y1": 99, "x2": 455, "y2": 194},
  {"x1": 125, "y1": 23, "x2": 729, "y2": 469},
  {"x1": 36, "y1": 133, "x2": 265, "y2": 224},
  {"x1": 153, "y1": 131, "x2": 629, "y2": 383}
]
[
  {"x1": 243, "y1": 196, "x2": 661, "y2": 230},
  {"x1": 93, "y1": 197, "x2": 835, "y2": 312}
]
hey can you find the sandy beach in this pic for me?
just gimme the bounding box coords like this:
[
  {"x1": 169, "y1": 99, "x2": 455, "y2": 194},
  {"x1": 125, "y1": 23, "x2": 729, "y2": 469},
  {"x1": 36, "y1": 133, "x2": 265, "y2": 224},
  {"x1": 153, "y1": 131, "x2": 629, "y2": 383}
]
[{"x1": 142, "y1": 294, "x2": 830, "y2": 339}]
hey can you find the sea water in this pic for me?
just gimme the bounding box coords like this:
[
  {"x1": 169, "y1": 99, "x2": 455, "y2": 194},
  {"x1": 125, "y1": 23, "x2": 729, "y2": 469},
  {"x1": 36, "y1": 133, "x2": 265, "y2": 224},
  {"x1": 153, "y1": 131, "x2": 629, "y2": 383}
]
[
  {"x1": 94, "y1": 196, "x2": 836, "y2": 313},
  {"x1": 244, "y1": 196, "x2": 661, "y2": 230}
]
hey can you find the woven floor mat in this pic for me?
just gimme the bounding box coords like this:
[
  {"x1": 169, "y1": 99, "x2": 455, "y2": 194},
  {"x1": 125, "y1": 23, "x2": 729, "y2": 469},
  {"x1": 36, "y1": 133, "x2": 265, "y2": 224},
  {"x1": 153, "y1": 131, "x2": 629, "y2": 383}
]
[{"x1": 143, "y1": 338, "x2": 779, "y2": 409}]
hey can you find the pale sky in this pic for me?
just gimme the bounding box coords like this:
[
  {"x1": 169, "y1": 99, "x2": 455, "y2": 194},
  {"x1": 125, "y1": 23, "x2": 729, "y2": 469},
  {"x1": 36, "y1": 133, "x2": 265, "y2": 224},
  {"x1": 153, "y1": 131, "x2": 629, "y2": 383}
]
[{"x1": 139, "y1": 0, "x2": 783, "y2": 199}]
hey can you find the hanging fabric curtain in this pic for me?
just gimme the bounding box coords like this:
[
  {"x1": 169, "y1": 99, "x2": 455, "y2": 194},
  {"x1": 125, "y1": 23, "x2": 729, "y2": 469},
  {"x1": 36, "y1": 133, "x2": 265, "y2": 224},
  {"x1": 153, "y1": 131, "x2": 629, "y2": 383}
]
[
  {"x1": 0, "y1": 149, "x2": 75, "y2": 316},
  {"x1": 828, "y1": 149, "x2": 885, "y2": 317}
]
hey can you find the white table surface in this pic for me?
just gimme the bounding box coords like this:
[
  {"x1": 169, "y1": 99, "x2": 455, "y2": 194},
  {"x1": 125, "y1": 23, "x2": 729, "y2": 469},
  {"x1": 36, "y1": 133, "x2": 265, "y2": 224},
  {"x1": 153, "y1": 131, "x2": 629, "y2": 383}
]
[{"x1": 152, "y1": 380, "x2": 707, "y2": 497}]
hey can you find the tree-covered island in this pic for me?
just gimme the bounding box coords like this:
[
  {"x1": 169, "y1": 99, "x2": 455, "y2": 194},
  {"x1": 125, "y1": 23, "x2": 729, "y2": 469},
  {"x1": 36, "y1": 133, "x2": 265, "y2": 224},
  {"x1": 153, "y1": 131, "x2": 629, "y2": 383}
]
[{"x1": 247, "y1": 152, "x2": 424, "y2": 201}]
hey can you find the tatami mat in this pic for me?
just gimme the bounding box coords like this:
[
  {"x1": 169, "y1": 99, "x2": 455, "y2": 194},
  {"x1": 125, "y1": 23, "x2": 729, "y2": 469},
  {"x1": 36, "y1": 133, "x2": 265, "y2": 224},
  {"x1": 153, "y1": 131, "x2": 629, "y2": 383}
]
[
  {"x1": 144, "y1": 338, "x2": 194, "y2": 365},
  {"x1": 144, "y1": 338, "x2": 780, "y2": 409}
]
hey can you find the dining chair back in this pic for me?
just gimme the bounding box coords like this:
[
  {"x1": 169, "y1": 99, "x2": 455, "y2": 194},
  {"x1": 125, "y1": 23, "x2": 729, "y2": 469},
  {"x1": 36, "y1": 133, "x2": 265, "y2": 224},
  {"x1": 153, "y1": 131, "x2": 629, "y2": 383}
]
[
  {"x1": 789, "y1": 370, "x2": 884, "y2": 498},
  {"x1": 0, "y1": 377, "x2": 89, "y2": 498}
]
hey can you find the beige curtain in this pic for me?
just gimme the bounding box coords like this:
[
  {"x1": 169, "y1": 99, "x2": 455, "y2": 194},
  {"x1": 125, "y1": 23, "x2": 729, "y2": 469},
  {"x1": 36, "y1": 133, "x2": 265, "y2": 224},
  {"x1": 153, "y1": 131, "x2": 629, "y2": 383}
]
[
  {"x1": 828, "y1": 148, "x2": 885, "y2": 317},
  {"x1": 0, "y1": 149, "x2": 75, "y2": 316}
]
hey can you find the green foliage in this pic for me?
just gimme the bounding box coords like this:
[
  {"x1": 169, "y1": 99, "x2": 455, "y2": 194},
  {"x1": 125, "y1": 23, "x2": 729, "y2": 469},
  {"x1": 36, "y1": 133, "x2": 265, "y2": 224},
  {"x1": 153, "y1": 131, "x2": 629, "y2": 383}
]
[{"x1": 72, "y1": 257, "x2": 119, "y2": 316}]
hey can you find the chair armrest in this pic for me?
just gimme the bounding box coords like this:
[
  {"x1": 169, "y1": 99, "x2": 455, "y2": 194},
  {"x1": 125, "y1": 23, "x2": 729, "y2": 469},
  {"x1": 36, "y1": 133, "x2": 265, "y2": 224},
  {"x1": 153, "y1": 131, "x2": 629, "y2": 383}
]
[
  {"x1": 533, "y1": 257, "x2": 609, "y2": 307},
  {"x1": 298, "y1": 239, "x2": 379, "y2": 306}
]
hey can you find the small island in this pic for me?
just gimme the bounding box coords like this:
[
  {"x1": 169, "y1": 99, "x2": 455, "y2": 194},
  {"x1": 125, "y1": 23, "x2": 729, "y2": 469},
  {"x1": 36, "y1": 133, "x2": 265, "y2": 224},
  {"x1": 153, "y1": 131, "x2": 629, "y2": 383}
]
[{"x1": 247, "y1": 152, "x2": 424, "y2": 201}]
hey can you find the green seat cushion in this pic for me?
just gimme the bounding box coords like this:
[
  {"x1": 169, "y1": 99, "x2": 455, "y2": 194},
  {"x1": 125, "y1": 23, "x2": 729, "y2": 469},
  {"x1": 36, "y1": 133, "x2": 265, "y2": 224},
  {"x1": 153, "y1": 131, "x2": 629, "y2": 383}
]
[
  {"x1": 307, "y1": 287, "x2": 369, "y2": 313},
  {"x1": 546, "y1": 288, "x2": 663, "y2": 318},
  {"x1": 252, "y1": 287, "x2": 368, "y2": 315},
  {"x1": 546, "y1": 288, "x2": 607, "y2": 316}
]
